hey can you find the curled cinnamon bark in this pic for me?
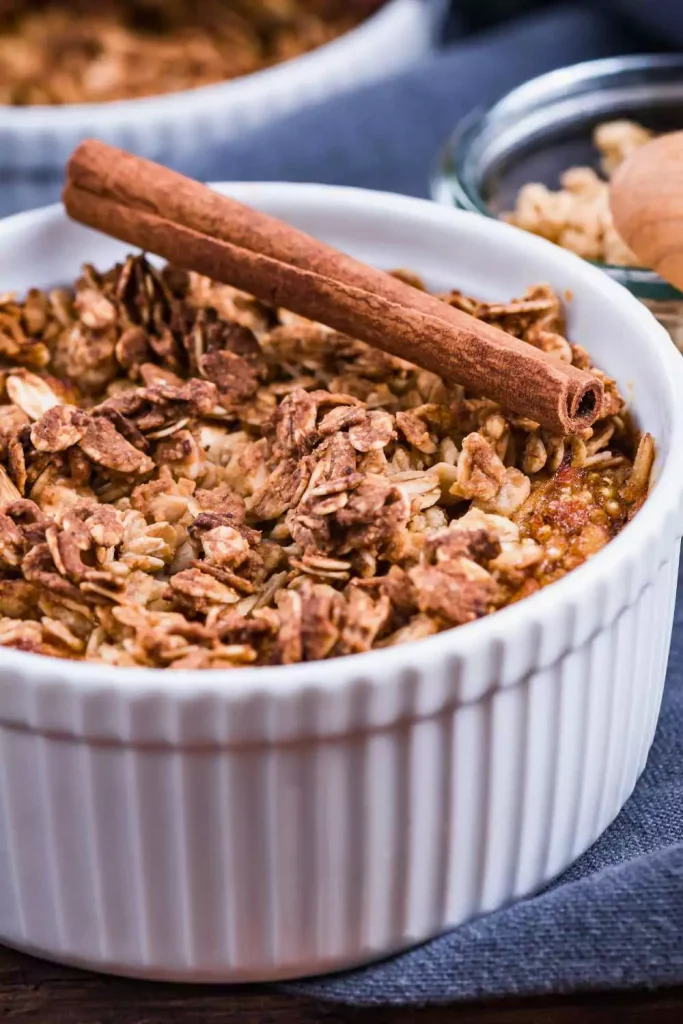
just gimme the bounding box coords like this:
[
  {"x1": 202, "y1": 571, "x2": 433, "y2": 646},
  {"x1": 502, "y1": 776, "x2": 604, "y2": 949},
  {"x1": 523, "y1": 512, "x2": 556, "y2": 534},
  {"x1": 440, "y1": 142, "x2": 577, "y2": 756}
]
[{"x1": 63, "y1": 140, "x2": 603, "y2": 434}]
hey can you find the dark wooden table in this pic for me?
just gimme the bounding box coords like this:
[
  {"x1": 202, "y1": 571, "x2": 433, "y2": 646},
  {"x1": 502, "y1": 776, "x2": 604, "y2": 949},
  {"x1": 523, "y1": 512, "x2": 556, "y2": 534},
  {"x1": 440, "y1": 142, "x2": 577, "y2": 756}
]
[{"x1": 1, "y1": 945, "x2": 682, "y2": 1023}]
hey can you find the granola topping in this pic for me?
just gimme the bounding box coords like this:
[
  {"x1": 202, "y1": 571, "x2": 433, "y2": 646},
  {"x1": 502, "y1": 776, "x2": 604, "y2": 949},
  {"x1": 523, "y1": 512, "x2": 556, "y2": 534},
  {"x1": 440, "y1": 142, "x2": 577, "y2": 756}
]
[{"x1": 0, "y1": 256, "x2": 653, "y2": 668}]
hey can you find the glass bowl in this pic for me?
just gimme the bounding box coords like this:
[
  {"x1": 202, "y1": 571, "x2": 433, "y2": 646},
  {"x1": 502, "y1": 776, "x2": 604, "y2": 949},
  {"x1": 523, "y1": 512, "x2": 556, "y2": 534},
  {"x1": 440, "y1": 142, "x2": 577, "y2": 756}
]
[{"x1": 432, "y1": 54, "x2": 683, "y2": 349}]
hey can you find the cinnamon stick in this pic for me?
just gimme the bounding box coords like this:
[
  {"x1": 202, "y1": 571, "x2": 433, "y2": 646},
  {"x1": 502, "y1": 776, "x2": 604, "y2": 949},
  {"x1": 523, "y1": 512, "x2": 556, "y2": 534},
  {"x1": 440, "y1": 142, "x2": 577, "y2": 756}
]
[{"x1": 63, "y1": 140, "x2": 603, "y2": 434}]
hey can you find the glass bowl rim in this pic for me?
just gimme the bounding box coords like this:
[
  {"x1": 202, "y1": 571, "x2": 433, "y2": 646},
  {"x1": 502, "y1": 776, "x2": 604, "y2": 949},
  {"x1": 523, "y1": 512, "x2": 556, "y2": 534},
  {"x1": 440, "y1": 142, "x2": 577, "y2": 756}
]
[{"x1": 432, "y1": 53, "x2": 683, "y2": 301}]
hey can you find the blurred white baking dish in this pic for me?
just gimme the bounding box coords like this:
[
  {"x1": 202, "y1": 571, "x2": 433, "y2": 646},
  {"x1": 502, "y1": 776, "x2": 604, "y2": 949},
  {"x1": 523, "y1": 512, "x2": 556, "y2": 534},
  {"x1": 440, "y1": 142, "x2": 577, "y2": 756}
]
[
  {"x1": 0, "y1": 0, "x2": 445, "y2": 182},
  {"x1": 0, "y1": 182, "x2": 681, "y2": 982}
]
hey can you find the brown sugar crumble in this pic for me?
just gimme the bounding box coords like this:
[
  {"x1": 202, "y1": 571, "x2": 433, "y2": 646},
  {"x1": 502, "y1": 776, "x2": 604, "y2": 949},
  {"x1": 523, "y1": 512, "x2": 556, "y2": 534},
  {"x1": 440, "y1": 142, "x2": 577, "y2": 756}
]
[
  {"x1": 0, "y1": 0, "x2": 378, "y2": 106},
  {"x1": 505, "y1": 120, "x2": 653, "y2": 266},
  {"x1": 0, "y1": 257, "x2": 653, "y2": 668}
]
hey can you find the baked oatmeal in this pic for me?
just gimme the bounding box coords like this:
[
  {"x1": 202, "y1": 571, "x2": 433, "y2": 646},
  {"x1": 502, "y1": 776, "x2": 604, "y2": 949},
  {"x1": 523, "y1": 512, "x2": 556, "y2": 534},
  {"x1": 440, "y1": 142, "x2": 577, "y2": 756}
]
[
  {"x1": 0, "y1": 258, "x2": 653, "y2": 667},
  {"x1": 0, "y1": 0, "x2": 378, "y2": 105}
]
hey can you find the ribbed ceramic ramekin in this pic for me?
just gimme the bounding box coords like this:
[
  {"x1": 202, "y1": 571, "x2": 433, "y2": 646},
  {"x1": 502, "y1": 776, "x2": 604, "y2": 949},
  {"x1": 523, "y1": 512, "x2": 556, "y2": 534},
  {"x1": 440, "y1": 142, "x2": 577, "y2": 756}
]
[
  {"x1": 0, "y1": 184, "x2": 681, "y2": 982},
  {"x1": 0, "y1": 1, "x2": 445, "y2": 186}
]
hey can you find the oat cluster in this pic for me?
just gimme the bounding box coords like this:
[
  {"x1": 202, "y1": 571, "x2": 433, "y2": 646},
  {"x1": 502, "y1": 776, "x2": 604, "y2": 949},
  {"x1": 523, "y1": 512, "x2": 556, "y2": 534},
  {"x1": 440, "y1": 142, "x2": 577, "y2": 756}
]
[
  {"x1": 0, "y1": 0, "x2": 372, "y2": 105},
  {"x1": 0, "y1": 257, "x2": 653, "y2": 668},
  {"x1": 506, "y1": 120, "x2": 652, "y2": 266}
]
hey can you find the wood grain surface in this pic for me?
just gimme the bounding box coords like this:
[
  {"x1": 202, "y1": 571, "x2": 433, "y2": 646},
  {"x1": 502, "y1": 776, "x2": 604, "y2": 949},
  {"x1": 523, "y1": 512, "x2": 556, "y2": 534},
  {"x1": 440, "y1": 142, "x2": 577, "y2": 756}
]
[{"x1": 0, "y1": 945, "x2": 681, "y2": 1023}]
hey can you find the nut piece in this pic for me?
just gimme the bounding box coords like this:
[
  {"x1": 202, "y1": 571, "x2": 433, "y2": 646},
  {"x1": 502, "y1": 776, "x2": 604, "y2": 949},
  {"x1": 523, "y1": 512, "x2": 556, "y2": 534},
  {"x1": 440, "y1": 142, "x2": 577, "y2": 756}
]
[
  {"x1": 0, "y1": 466, "x2": 21, "y2": 504},
  {"x1": 30, "y1": 406, "x2": 87, "y2": 452},
  {"x1": 80, "y1": 417, "x2": 155, "y2": 475},
  {"x1": 348, "y1": 411, "x2": 395, "y2": 452},
  {"x1": 6, "y1": 371, "x2": 62, "y2": 420}
]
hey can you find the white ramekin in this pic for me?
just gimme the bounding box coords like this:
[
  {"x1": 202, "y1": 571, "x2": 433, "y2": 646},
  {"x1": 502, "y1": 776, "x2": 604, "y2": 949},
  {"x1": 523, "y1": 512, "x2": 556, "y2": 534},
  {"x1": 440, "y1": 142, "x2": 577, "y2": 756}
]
[
  {"x1": 0, "y1": 0, "x2": 445, "y2": 180},
  {"x1": 0, "y1": 184, "x2": 681, "y2": 983}
]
